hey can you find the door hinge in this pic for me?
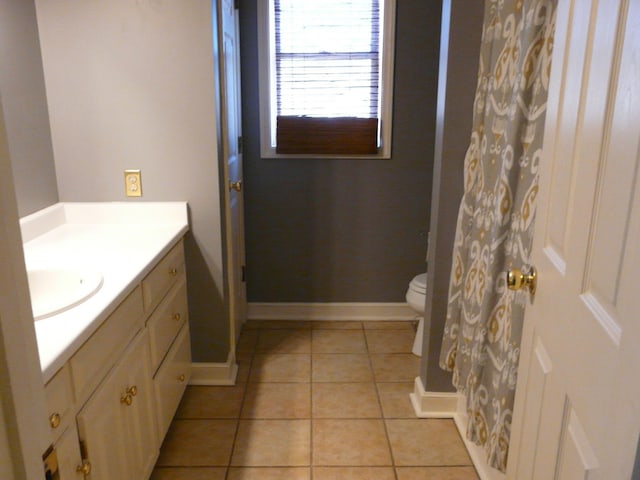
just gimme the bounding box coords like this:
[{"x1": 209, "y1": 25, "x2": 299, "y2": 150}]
[
  {"x1": 237, "y1": 136, "x2": 243, "y2": 155},
  {"x1": 241, "y1": 265, "x2": 246, "y2": 282}
]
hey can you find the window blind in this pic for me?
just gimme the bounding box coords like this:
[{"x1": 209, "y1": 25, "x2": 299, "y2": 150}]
[{"x1": 274, "y1": 0, "x2": 381, "y2": 119}]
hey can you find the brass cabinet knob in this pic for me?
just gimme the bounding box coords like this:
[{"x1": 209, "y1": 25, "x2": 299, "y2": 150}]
[
  {"x1": 120, "y1": 394, "x2": 133, "y2": 406},
  {"x1": 49, "y1": 412, "x2": 61, "y2": 429},
  {"x1": 177, "y1": 374, "x2": 186, "y2": 383},
  {"x1": 76, "y1": 460, "x2": 92, "y2": 475},
  {"x1": 229, "y1": 180, "x2": 243, "y2": 192},
  {"x1": 169, "y1": 268, "x2": 178, "y2": 277},
  {"x1": 173, "y1": 312, "x2": 182, "y2": 321},
  {"x1": 507, "y1": 266, "x2": 537, "y2": 295},
  {"x1": 126, "y1": 385, "x2": 138, "y2": 397}
]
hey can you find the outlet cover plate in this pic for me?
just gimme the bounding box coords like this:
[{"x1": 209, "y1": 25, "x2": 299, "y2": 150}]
[{"x1": 124, "y1": 169, "x2": 142, "y2": 197}]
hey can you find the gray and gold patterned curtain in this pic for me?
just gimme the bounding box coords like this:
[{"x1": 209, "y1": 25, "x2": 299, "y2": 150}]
[{"x1": 440, "y1": 0, "x2": 556, "y2": 472}]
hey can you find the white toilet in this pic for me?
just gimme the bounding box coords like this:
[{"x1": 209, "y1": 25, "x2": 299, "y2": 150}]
[{"x1": 406, "y1": 273, "x2": 427, "y2": 356}]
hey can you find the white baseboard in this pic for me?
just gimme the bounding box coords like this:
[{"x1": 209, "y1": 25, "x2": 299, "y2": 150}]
[
  {"x1": 190, "y1": 352, "x2": 238, "y2": 386},
  {"x1": 453, "y1": 393, "x2": 507, "y2": 480},
  {"x1": 247, "y1": 302, "x2": 416, "y2": 321},
  {"x1": 409, "y1": 376, "x2": 458, "y2": 418}
]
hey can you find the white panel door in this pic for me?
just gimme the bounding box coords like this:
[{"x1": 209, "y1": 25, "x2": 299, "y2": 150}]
[
  {"x1": 508, "y1": 0, "x2": 640, "y2": 478},
  {"x1": 219, "y1": 0, "x2": 247, "y2": 346}
]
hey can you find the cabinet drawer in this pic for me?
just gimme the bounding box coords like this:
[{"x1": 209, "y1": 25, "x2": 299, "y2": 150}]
[
  {"x1": 154, "y1": 323, "x2": 191, "y2": 438},
  {"x1": 70, "y1": 286, "x2": 144, "y2": 402},
  {"x1": 148, "y1": 278, "x2": 188, "y2": 372},
  {"x1": 44, "y1": 364, "x2": 74, "y2": 441},
  {"x1": 142, "y1": 240, "x2": 185, "y2": 314}
]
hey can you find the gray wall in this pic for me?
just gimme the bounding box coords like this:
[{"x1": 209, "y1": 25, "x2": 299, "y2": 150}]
[
  {"x1": 34, "y1": 0, "x2": 229, "y2": 362},
  {"x1": 240, "y1": 0, "x2": 442, "y2": 303},
  {"x1": 420, "y1": 0, "x2": 484, "y2": 391},
  {"x1": 0, "y1": 0, "x2": 58, "y2": 217}
]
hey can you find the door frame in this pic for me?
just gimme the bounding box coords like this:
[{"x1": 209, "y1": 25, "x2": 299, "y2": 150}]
[{"x1": 0, "y1": 96, "x2": 50, "y2": 480}]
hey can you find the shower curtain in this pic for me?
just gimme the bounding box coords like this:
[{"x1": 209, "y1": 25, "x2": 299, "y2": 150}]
[{"x1": 440, "y1": 0, "x2": 556, "y2": 472}]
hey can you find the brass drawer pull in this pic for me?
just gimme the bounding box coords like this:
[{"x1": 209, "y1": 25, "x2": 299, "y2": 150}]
[
  {"x1": 120, "y1": 394, "x2": 133, "y2": 406},
  {"x1": 49, "y1": 412, "x2": 61, "y2": 429},
  {"x1": 173, "y1": 312, "x2": 182, "y2": 321},
  {"x1": 169, "y1": 268, "x2": 178, "y2": 277},
  {"x1": 177, "y1": 374, "x2": 186, "y2": 383},
  {"x1": 126, "y1": 385, "x2": 138, "y2": 397}
]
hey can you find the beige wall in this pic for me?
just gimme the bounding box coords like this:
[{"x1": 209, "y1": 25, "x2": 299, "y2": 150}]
[
  {"x1": 0, "y1": 0, "x2": 58, "y2": 217},
  {"x1": 36, "y1": 0, "x2": 229, "y2": 361}
]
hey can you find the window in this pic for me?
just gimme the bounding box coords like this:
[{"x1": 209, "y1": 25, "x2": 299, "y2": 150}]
[{"x1": 258, "y1": 0, "x2": 396, "y2": 158}]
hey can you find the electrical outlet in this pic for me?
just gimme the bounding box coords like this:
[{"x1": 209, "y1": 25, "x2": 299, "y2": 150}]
[{"x1": 124, "y1": 169, "x2": 142, "y2": 197}]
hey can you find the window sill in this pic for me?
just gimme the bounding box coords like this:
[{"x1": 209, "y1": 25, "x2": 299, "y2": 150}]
[{"x1": 260, "y1": 148, "x2": 391, "y2": 160}]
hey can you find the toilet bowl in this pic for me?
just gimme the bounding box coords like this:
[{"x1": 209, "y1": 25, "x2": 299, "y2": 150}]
[{"x1": 406, "y1": 273, "x2": 427, "y2": 356}]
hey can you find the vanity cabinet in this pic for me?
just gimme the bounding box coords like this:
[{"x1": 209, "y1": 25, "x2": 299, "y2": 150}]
[{"x1": 43, "y1": 239, "x2": 191, "y2": 480}]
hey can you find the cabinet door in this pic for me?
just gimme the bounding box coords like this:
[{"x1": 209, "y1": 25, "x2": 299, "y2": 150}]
[
  {"x1": 55, "y1": 426, "x2": 84, "y2": 480},
  {"x1": 120, "y1": 331, "x2": 158, "y2": 479},
  {"x1": 76, "y1": 363, "x2": 130, "y2": 480},
  {"x1": 77, "y1": 330, "x2": 158, "y2": 480}
]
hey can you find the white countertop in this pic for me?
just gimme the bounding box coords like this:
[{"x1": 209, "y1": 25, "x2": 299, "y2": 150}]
[{"x1": 20, "y1": 202, "x2": 189, "y2": 383}]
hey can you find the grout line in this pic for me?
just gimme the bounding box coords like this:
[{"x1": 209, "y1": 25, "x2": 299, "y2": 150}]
[
  {"x1": 224, "y1": 332, "x2": 259, "y2": 480},
  {"x1": 364, "y1": 325, "x2": 401, "y2": 480}
]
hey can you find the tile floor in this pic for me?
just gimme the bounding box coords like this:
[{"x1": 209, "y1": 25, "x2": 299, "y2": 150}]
[{"x1": 151, "y1": 320, "x2": 479, "y2": 480}]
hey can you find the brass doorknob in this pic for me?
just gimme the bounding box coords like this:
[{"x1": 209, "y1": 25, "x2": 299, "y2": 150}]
[
  {"x1": 229, "y1": 180, "x2": 242, "y2": 192},
  {"x1": 507, "y1": 266, "x2": 537, "y2": 295}
]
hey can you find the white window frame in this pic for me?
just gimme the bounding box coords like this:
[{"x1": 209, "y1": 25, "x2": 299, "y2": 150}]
[{"x1": 257, "y1": 0, "x2": 396, "y2": 159}]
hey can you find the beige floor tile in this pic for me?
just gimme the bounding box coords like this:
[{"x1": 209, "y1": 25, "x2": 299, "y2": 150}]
[
  {"x1": 176, "y1": 385, "x2": 245, "y2": 419},
  {"x1": 231, "y1": 420, "x2": 311, "y2": 466},
  {"x1": 365, "y1": 330, "x2": 416, "y2": 353},
  {"x1": 236, "y1": 330, "x2": 259, "y2": 353},
  {"x1": 313, "y1": 466, "x2": 396, "y2": 479},
  {"x1": 156, "y1": 420, "x2": 237, "y2": 466},
  {"x1": 150, "y1": 467, "x2": 227, "y2": 480},
  {"x1": 256, "y1": 329, "x2": 311, "y2": 354},
  {"x1": 249, "y1": 354, "x2": 311, "y2": 382},
  {"x1": 311, "y1": 321, "x2": 363, "y2": 330},
  {"x1": 377, "y1": 382, "x2": 416, "y2": 418},
  {"x1": 312, "y1": 330, "x2": 367, "y2": 353},
  {"x1": 312, "y1": 383, "x2": 381, "y2": 418},
  {"x1": 313, "y1": 419, "x2": 392, "y2": 466},
  {"x1": 242, "y1": 383, "x2": 311, "y2": 418},
  {"x1": 227, "y1": 467, "x2": 310, "y2": 480},
  {"x1": 396, "y1": 466, "x2": 479, "y2": 480},
  {"x1": 312, "y1": 354, "x2": 374, "y2": 382},
  {"x1": 370, "y1": 354, "x2": 420, "y2": 382},
  {"x1": 386, "y1": 419, "x2": 471, "y2": 466},
  {"x1": 363, "y1": 321, "x2": 416, "y2": 330}
]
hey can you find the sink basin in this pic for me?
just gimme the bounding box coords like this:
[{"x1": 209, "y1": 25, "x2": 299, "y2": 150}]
[{"x1": 27, "y1": 269, "x2": 104, "y2": 320}]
